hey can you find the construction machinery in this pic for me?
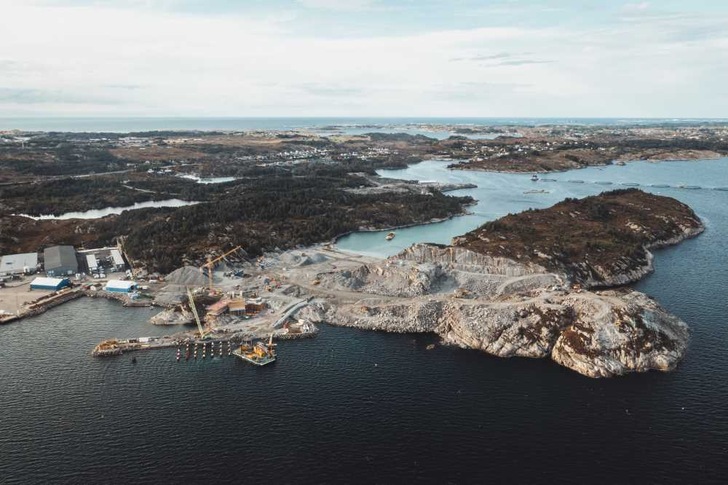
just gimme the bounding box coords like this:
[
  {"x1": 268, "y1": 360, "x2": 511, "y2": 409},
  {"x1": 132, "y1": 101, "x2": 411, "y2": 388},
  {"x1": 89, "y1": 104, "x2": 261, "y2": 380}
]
[
  {"x1": 233, "y1": 334, "x2": 277, "y2": 366},
  {"x1": 200, "y1": 246, "x2": 242, "y2": 293},
  {"x1": 186, "y1": 287, "x2": 211, "y2": 340}
]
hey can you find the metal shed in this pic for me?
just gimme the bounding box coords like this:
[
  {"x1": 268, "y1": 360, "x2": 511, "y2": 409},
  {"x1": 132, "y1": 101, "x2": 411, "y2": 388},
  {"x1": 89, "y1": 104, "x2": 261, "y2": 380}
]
[
  {"x1": 0, "y1": 253, "x2": 38, "y2": 275},
  {"x1": 110, "y1": 249, "x2": 126, "y2": 271},
  {"x1": 43, "y1": 246, "x2": 78, "y2": 276},
  {"x1": 30, "y1": 277, "x2": 71, "y2": 291},
  {"x1": 86, "y1": 254, "x2": 98, "y2": 273},
  {"x1": 105, "y1": 280, "x2": 137, "y2": 293}
]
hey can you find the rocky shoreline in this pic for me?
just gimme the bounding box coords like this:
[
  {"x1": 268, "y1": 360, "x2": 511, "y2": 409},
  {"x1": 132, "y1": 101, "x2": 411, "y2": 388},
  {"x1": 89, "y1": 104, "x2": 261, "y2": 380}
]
[
  {"x1": 291, "y1": 190, "x2": 704, "y2": 378},
  {"x1": 299, "y1": 242, "x2": 692, "y2": 378}
]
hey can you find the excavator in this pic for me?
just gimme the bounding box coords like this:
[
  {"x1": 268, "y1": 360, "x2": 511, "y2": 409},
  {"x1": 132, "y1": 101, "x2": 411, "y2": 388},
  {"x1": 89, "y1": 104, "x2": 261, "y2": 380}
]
[{"x1": 199, "y1": 246, "x2": 243, "y2": 293}]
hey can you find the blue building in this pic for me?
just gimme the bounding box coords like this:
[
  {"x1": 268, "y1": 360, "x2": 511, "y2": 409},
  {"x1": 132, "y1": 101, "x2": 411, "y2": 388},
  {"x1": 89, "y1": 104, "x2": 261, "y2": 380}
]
[
  {"x1": 105, "y1": 280, "x2": 137, "y2": 293},
  {"x1": 30, "y1": 277, "x2": 71, "y2": 291}
]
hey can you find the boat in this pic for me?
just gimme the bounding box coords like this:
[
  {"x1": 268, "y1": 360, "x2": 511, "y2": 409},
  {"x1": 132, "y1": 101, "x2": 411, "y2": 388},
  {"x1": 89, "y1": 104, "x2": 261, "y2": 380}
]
[
  {"x1": 531, "y1": 174, "x2": 539, "y2": 182},
  {"x1": 233, "y1": 336, "x2": 277, "y2": 366},
  {"x1": 385, "y1": 232, "x2": 396, "y2": 241}
]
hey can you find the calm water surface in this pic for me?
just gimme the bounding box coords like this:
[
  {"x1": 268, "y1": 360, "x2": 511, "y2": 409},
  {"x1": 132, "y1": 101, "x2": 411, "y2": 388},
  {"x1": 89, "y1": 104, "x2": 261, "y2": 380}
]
[
  {"x1": 17, "y1": 199, "x2": 198, "y2": 220},
  {"x1": 2, "y1": 159, "x2": 728, "y2": 483}
]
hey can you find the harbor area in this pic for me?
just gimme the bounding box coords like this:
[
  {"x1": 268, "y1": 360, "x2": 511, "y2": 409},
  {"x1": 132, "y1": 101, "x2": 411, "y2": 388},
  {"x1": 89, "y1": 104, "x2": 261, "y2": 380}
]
[
  {"x1": 1, "y1": 242, "x2": 390, "y2": 360},
  {"x1": 85, "y1": 244, "x2": 383, "y2": 358}
]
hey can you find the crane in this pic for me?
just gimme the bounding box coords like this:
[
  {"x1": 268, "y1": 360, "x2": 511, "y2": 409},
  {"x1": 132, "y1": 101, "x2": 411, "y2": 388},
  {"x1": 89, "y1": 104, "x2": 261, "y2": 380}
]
[
  {"x1": 186, "y1": 287, "x2": 209, "y2": 340},
  {"x1": 200, "y1": 246, "x2": 243, "y2": 293}
]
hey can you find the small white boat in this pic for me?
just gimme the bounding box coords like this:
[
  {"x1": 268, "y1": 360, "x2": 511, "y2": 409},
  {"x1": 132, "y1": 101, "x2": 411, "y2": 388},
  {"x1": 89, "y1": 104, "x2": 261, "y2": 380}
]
[
  {"x1": 531, "y1": 174, "x2": 539, "y2": 182},
  {"x1": 385, "y1": 232, "x2": 396, "y2": 241}
]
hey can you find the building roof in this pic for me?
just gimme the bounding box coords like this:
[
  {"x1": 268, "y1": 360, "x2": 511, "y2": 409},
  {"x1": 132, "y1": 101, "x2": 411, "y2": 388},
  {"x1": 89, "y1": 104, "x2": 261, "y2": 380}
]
[
  {"x1": 0, "y1": 253, "x2": 38, "y2": 274},
  {"x1": 44, "y1": 246, "x2": 78, "y2": 272},
  {"x1": 105, "y1": 280, "x2": 136, "y2": 291},
  {"x1": 110, "y1": 249, "x2": 125, "y2": 267},
  {"x1": 31, "y1": 277, "x2": 69, "y2": 287},
  {"x1": 86, "y1": 254, "x2": 98, "y2": 270}
]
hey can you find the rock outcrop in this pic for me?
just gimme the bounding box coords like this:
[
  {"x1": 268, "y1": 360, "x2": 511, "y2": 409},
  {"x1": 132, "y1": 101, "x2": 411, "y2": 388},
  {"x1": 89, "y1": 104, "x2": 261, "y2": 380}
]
[
  {"x1": 150, "y1": 307, "x2": 194, "y2": 326},
  {"x1": 297, "y1": 190, "x2": 701, "y2": 378},
  {"x1": 308, "y1": 238, "x2": 693, "y2": 378}
]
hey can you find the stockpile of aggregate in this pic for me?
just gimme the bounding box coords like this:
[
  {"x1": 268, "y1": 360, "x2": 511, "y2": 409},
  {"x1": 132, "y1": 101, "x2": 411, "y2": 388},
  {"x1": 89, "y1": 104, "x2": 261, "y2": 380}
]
[{"x1": 165, "y1": 266, "x2": 208, "y2": 286}]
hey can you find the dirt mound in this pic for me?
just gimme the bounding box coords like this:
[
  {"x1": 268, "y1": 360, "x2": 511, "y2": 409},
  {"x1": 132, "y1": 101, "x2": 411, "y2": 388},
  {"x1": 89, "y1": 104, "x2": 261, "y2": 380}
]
[
  {"x1": 281, "y1": 252, "x2": 329, "y2": 267},
  {"x1": 165, "y1": 266, "x2": 207, "y2": 286}
]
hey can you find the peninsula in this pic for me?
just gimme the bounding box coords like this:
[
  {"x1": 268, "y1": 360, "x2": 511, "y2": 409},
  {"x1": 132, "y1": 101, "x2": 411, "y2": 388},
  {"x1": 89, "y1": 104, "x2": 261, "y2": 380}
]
[
  {"x1": 0, "y1": 127, "x2": 708, "y2": 377},
  {"x1": 293, "y1": 189, "x2": 702, "y2": 378}
]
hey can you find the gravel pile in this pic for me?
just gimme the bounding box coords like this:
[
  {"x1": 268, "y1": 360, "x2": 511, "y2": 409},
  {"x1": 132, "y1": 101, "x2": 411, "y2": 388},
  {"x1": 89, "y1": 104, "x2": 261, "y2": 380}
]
[{"x1": 165, "y1": 266, "x2": 208, "y2": 286}]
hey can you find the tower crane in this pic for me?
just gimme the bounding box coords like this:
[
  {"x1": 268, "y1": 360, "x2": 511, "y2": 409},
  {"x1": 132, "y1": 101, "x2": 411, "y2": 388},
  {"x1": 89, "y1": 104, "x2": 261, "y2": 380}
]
[{"x1": 199, "y1": 246, "x2": 243, "y2": 293}]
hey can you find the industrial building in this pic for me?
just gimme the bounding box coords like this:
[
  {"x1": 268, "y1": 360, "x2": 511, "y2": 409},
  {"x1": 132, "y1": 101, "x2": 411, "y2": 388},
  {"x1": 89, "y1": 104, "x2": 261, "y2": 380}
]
[
  {"x1": 228, "y1": 297, "x2": 267, "y2": 316},
  {"x1": 109, "y1": 249, "x2": 126, "y2": 271},
  {"x1": 44, "y1": 246, "x2": 78, "y2": 276},
  {"x1": 105, "y1": 280, "x2": 137, "y2": 293},
  {"x1": 86, "y1": 254, "x2": 98, "y2": 273},
  {"x1": 30, "y1": 277, "x2": 71, "y2": 291},
  {"x1": 0, "y1": 253, "x2": 38, "y2": 276},
  {"x1": 206, "y1": 300, "x2": 229, "y2": 317}
]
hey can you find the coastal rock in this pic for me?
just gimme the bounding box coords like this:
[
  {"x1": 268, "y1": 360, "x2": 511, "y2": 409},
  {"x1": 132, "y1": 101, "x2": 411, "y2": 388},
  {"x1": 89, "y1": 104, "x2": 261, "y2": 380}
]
[
  {"x1": 150, "y1": 307, "x2": 194, "y2": 326},
  {"x1": 551, "y1": 291, "x2": 689, "y2": 377},
  {"x1": 309, "y1": 241, "x2": 691, "y2": 378}
]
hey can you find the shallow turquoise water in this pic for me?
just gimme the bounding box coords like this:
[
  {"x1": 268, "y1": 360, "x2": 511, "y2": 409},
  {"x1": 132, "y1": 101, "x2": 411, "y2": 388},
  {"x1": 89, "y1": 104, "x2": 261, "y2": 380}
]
[{"x1": 337, "y1": 158, "x2": 728, "y2": 256}]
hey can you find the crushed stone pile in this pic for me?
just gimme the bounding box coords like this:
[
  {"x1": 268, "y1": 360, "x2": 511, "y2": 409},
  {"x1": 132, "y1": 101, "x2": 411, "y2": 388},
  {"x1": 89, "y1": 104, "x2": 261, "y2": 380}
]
[
  {"x1": 165, "y1": 266, "x2": 208, "y2": 286},
  {"x1": 281, "y1": 252, "x2": 329, "y2": 267}
]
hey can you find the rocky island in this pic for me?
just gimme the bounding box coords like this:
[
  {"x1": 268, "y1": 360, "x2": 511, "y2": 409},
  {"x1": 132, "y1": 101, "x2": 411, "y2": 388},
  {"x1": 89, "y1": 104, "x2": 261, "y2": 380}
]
[{"x1": 292, "y1": 189, "x2": 703, "y2": 378}]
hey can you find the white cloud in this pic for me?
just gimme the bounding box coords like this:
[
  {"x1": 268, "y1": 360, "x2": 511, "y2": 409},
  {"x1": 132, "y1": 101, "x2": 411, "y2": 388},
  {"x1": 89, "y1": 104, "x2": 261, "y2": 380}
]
[
  {"x1": 622, "y1": 2, "x2": 651, "y2": 12},
  {"x1": 0, "y1": 1, "x2": 727, "y2": 117},
  {"x1": 296, "y1": 0, "x2": 377, "y2": 12}
]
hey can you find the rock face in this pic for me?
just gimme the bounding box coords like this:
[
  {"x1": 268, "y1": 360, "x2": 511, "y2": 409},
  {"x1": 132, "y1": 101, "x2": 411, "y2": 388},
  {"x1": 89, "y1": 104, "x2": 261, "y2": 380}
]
[
  {"x1": 305, "y1": 241, "x2": 691, "y2": 378},
  {"x1": 551, "y1": 292, "x2": 689, "y2": 378},
  {"x1": 150, "y1": 307, "x2": 194, "y2": 326}
]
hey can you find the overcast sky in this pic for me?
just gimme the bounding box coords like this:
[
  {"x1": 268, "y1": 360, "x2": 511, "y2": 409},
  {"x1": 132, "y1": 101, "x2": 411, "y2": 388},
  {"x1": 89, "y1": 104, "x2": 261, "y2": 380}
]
[{"x1": 0, "y1": 0, "x2": 727, "y2": 118}]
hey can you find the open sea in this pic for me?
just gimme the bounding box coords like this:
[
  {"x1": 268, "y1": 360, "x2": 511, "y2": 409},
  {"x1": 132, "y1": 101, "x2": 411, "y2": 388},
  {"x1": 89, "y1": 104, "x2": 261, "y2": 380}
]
[{"x1": 1, "y1": 119, "x2": 728, "y2": 483}]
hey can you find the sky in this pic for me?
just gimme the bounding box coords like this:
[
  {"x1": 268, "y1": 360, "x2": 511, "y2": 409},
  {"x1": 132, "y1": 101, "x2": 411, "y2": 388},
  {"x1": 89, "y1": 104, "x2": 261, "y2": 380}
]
[{"x1": 0, "y1": 0, "x2": 727, "y2": 118}]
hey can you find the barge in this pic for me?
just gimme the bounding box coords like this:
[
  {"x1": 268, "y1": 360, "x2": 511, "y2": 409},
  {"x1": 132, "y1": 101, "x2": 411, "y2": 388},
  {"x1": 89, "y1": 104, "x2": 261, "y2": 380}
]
[{"x1": 233, "y1": 337, "x2": 277, "y2": 366}]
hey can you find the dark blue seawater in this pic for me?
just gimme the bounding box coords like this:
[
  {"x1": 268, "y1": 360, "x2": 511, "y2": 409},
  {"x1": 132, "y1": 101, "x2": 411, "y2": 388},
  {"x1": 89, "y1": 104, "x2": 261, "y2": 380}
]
[{"x1": 2, "y1": 158, "x2": 728, "y2": 483}]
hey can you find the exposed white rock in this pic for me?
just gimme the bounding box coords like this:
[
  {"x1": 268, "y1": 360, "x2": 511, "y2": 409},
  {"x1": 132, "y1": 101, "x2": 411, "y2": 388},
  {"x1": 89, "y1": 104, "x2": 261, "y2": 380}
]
[{"x1": 306, "y1": 243, "x2": 690, "y2": 378}]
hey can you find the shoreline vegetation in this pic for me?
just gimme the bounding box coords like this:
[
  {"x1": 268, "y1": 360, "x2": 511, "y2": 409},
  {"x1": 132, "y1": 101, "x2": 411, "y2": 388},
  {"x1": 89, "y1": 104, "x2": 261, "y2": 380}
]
[
  {"x1": 1, "y1": 122, "x2": 724, "y2": 273},
  {"x1": 0, "y1": 122, "x2": 711, "y2": 377},
  {"x1": 299, "y1": 189, "x2": 702, "y2": 377}
]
